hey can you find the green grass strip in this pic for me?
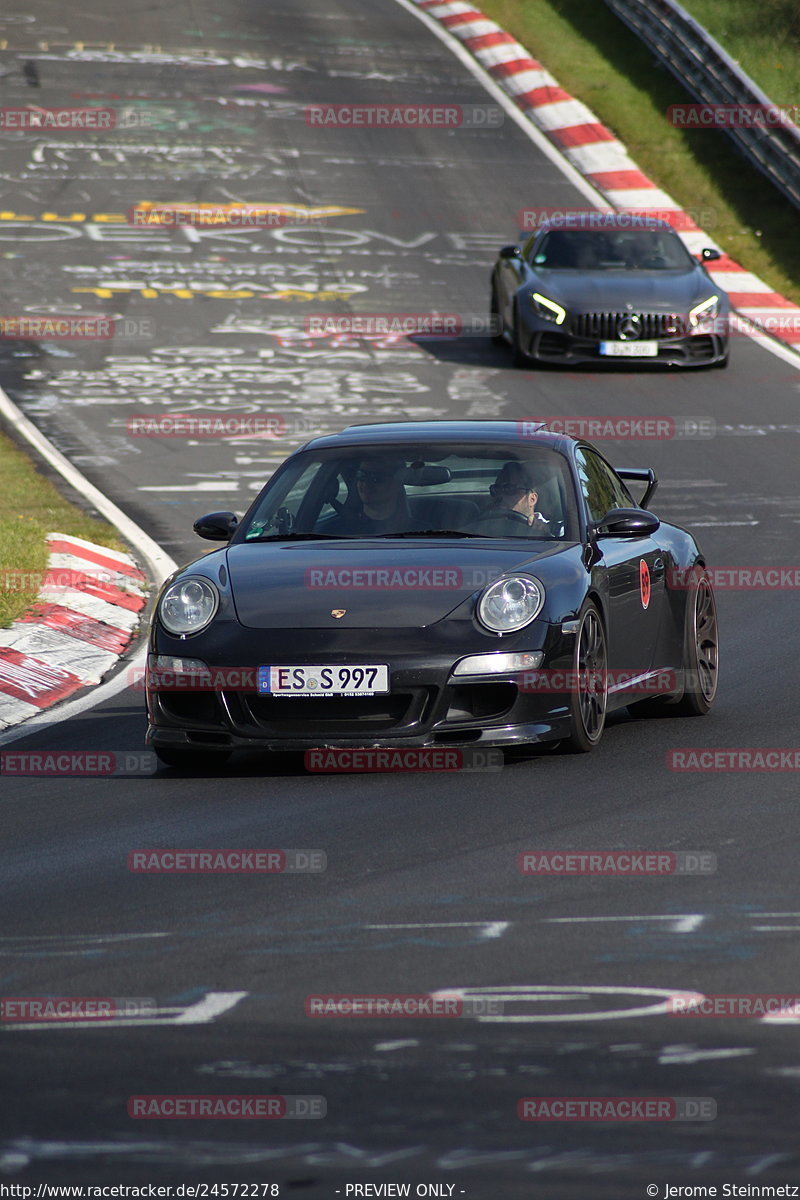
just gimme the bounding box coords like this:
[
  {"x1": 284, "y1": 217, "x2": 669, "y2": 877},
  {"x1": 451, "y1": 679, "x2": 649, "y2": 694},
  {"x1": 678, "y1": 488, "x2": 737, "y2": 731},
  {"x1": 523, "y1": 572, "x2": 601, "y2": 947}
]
[
  {"x1": 679, "y1": 0, "x2": 800, "y2": 110},
  {"x1": 0, "y1": 427, "x2": 122, "y2": 629}
]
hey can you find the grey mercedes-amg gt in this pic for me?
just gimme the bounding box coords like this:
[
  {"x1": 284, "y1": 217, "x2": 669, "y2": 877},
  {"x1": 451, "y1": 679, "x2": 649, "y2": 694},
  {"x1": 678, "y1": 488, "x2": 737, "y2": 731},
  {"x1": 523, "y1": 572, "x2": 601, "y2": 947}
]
[{"x1": 490, "y1": 214, "x2": 729, "y2": 368}]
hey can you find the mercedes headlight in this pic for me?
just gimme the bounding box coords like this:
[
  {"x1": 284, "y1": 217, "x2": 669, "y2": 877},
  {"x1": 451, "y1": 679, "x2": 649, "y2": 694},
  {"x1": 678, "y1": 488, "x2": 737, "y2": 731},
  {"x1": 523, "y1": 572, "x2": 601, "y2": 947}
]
[
  {"x1": 531, "y1": 292, "x2": 566, "y2": 325},
  {"x1": 477, "y1": 576, "x2": 545, "y2": 634},
  {"x1": 158, "y1": 575, "x2": 219, "y2": 636},
  {"x1": 689, "y1": 295, "x2": 719, "y2": 327}
]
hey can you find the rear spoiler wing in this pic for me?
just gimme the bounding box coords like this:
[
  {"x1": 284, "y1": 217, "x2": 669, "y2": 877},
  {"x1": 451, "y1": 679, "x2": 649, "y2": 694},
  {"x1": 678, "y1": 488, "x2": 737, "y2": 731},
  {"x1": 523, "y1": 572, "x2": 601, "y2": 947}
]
[{"x1": 617, "y1": 467, "x2": 657, "y2": 509}]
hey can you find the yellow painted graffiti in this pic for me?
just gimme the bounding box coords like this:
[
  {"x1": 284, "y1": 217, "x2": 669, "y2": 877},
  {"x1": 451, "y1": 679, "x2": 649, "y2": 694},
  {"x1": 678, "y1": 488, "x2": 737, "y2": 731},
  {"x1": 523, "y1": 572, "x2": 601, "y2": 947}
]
[
  {"x1": 0, "y1": 204, "x2": 364, "y2": 224},
  {"x1": 71, "y1": 286, "x2": 367, "y2": 301}
]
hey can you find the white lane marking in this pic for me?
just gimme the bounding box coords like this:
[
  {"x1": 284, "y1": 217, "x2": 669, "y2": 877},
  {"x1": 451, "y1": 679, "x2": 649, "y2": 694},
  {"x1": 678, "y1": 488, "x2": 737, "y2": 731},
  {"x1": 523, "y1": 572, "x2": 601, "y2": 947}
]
[
  {"x1": 138, "y1": 482, "x2": 239, "y2": 492},
  {"x1": 0, "y1": 932, "x2": 168, "y2": 955},
  {"x1": 658, "y1": 1046, "x2": 756, "y2": 1064},
  {"x1": 373, "y1": 1040, "x2": 420, "y2": 1051},
  {"x1": 365, "y1": 921, "x2": 510, "y2": 939},
  {"x1": 1, "y1": 991, "x2": 247, "y2": 1030},
  {"x1": 545, "y1": 914, "x2": 705, "y2": 933},
  {"x1": 430, "y1": 984, "x2": 705, "y2": 1023},
  {"x1": 671, "y1": 915, "x2": 706, "y2": 933},
  {"x1": 172, "y1": 991, "x2": 248, "y2": 1024}
]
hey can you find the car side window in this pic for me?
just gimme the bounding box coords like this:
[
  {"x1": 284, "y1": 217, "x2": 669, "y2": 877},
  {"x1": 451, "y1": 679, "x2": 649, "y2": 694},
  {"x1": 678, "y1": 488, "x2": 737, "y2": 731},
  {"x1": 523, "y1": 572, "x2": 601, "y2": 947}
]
[{"x1": 575, "y1": 448, "x2": 635, "y2": 523}]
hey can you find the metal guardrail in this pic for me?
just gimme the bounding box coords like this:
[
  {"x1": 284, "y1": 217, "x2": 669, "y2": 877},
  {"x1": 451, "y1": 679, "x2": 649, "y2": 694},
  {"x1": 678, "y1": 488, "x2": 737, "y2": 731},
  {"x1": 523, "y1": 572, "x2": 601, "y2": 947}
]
[{"x1": 604, "y1": 0, "x2": 800, "y2": 211}]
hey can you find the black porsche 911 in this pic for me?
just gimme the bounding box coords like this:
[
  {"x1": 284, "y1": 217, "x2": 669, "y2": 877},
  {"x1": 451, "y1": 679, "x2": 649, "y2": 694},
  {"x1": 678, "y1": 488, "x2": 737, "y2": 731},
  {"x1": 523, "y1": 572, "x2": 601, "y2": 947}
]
[
  {"x1": 145, "y1": 421, "x2": 719, "y2": 767},
  {"x1": 490, "y1": 214, "x2": 730, "y2": 368}
]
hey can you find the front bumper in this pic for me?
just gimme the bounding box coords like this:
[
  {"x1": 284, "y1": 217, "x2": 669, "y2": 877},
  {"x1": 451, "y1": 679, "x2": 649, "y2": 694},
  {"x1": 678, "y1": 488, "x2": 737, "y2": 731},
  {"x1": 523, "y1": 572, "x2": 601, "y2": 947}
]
[
  {"x1": 518, "y1": 324, "x2": 729, "y2": 367},
  {"x1": 145, "y1": 623, "x2": 576, "y2": 752}
]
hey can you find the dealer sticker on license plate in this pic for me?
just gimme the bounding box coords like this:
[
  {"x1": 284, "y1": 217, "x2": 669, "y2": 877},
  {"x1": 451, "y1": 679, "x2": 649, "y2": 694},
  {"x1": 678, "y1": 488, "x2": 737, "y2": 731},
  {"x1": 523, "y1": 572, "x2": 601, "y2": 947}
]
[
  {"x1": 258, "y1": 664, "x2": 390, "y2": 696},
  {"x1": 599, "y1": 341, "x2": 659, "y2": 357}
]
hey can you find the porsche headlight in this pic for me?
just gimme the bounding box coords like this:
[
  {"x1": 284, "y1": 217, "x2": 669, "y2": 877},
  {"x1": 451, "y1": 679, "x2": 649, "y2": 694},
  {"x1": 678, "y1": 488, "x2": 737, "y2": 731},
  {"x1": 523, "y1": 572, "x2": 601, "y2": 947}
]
[
  {"x1": 531, "y1": 292, "x2": 566, "y2": 325},
  {"x1": 158, "y1": 576, "x2": 219, "y2": 636},
  {"x1": 689, "y1": 294, "x2": 719, "y2": 327},
  {"x1": 477, "y1": 576, "x2": 545, "y2": 634}
]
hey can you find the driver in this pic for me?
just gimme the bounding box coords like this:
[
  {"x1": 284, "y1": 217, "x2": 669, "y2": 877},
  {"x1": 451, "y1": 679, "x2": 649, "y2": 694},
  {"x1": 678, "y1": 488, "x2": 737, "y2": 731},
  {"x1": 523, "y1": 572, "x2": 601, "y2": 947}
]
[
  {"x1": 468, "y1": 462, "x2": 551, "y2": 537},
  {"x1": 323, "y1": 455, "x2": 413, "y2": 535}
]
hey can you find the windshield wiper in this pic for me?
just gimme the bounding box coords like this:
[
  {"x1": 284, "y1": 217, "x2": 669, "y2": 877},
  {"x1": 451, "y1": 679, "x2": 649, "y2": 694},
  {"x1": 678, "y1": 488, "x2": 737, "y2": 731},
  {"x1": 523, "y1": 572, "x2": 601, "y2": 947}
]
[{"x1": 378, "y1": 529, "x2": 493, "y2": 539}]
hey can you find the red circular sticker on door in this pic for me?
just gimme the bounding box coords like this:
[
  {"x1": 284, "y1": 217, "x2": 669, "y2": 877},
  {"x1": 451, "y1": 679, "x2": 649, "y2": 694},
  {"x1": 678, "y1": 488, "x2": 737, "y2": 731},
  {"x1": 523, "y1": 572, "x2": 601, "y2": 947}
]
[{"x1": 639, "y1": 559, "x2": 651, "y2": 610}]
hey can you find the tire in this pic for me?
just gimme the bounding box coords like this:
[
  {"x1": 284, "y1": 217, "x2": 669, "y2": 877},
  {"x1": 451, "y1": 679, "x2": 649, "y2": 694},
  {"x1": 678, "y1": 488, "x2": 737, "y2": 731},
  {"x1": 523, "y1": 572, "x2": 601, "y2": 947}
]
[
  {"x1": 713, "y1": 353, "x2": 729, "y2": 369},
  {"x1": 632, "y1": 566, "x2": 719, "y2": 718},
  {"x1": 154, "y1": 746, "x2": 232, "y2": 771},
  {"x1": 671, "y1": 567, "x2": 719, "y2": 715},
  {"x1": 489, "y1": 284, "x2": 505, "y2": 345},
  {"x1": 561, "y1": 601, "x2": 608, "y2": 753}
]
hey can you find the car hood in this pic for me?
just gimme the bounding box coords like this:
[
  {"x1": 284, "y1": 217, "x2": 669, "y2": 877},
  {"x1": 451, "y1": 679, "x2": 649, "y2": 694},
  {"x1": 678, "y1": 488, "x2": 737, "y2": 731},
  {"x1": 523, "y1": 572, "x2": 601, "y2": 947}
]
[
  {"x1": 225, "y1": 539, "x2": 568, "y2": 629},
  {"x1": 530, "y1": 268, "x2": 720, "y2": 312}
]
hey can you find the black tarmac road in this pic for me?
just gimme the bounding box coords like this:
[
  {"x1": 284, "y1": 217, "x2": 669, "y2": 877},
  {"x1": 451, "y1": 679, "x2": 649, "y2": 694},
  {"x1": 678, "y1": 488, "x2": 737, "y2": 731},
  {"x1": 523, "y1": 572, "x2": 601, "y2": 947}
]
[{"x1": 2, "y1": 0, "x2": 800, "y2": 1196}]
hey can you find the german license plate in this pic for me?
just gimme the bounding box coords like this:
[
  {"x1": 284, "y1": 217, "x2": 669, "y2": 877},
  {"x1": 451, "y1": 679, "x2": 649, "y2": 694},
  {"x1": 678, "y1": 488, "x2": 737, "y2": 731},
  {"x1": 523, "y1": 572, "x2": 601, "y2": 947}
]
[
  {"x1": 599, "y1": 341, "x2": 659, "y2": 357},
  {"x1": 258, "y1": 664, "x2": 390, "y2": 696}
]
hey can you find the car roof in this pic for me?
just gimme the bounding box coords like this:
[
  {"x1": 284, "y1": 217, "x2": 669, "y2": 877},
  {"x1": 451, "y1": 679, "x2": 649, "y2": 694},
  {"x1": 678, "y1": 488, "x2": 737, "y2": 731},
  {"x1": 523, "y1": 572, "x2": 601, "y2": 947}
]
[{"x1": 300, "y1": 420, "x2": 572, "y2": 453}]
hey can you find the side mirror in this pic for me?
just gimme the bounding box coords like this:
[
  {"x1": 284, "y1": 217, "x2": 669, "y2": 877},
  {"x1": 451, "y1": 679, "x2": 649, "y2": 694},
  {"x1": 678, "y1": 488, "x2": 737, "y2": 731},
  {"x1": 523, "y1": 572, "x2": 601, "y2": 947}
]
[
  {"x1": 499, "y1": 245, "x2": 521, "y2": 259},
  {"x1": 594, "y1": 507, "x2": 660, "y2": 537},
  {"x1": 701, "y1": 248, "x2": 721, "y2": 262},
  {"x1": 193, "y1": 511, "x2": 238, "y2": 541}
]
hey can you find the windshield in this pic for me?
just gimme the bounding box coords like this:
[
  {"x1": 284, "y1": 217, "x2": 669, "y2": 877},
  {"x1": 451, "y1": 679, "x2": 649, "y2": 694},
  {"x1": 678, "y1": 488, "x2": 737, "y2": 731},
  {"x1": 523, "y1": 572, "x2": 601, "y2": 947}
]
[
  {"x1": 532, "y1": 229, "x2": 695, "y2": 271},
  {"x1": 240, "y1": 444, "x2": 580, "y2": 541}
]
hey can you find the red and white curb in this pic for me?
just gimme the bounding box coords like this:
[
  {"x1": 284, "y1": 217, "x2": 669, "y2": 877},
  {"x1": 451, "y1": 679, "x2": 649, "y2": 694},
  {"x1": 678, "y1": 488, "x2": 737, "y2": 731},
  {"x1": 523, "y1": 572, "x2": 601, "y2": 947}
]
[
  {"x1": 0, "y1": 534, "x2": 147, "y2": 730},
  {"x1": 414, "y1": 0, "x2": 800, "y2": 349}
]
